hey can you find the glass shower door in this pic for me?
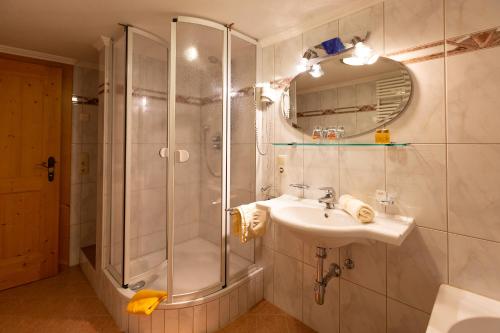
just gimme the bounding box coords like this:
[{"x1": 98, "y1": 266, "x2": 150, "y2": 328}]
[
  {"x1": 228, "y1": 32, "x2": 257, "y2": 281},
  {"x1": 124, "y1": 27, "x2": 169, "y2": 286},
  {"x1": 106, "y1": 27, "x2": 169, "y2": 287},
  {"x1": 170, "y1": 17, "x2": 227, "y2": 299}
]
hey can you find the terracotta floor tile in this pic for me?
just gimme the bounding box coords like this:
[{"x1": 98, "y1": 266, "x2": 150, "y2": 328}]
[
  {"x1": 0, "y1": 267, "x2": 120, "y2": 333},
  {"x1": 218, "y1": 301, "x2": 316, "y2": 333}
]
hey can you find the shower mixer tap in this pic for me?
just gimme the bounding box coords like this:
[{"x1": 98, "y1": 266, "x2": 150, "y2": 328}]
[{"x1": 211, "y1": 134, "x2": 221, "y2": 149}]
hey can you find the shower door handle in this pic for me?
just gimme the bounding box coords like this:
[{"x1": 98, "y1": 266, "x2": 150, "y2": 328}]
[
  {"x1": 158, "y1": 147, "x2": 168, "y2": 158},
  {"x1": 174, "y1": 150, "x2": 190, "y2": 163}
]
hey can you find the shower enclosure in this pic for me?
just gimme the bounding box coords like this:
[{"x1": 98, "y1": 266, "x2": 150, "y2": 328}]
[{"x1": 104, "y1": 17, "x2": 257, "y2": 303}]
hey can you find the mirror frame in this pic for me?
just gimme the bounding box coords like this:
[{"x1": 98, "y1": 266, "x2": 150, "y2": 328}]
[{"x1": 281, "y1": 53, "x2": 414, "y2": 139}]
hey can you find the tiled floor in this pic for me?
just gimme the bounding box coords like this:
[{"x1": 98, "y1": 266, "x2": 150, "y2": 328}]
[
  {"x1": 0, "y1": 267, "x2": 120, "y2": 333},
  {"x1": 217, "y1": 300, "x2": 316, "y2": 333}
]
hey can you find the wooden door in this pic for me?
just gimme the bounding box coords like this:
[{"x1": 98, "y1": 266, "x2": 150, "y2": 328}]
[{"x1": 0, "y1": 57, "x2": 62, "y2": 290}]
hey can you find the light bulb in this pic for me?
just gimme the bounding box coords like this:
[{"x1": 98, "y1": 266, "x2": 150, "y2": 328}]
[
  {"x1": 341, "y1": 57, "x2": 364, "y2": 66},
  {"x1": 297, "y1": 57, "x2": 309, "y2": 73},
  {"x1": 184, "y1": 47, "x2": 198, "y2": 62},
  {"x1": 309, "y1": 64, "x2": 324, "y2": 78},
  {"x1": 342, "y1": 42, "x2": 379, "y2": 66},
  {"x1": 354, "y1": 42, "x2": 372, "y2": 58}
]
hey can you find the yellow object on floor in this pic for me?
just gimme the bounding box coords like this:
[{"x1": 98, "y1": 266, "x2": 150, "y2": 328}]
[{"x1": 127, "y1": 289, "x2": 168, "y2": 316}]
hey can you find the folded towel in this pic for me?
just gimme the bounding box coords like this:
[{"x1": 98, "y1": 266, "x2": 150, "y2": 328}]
[
  {"x1": 338, "y1": 194, "x2": 375, "y2": 223},
  {"x1": 127, "y1": 289, "x2": 167, "y2": 316},
  {"x1": 231, "y1": 203, "x2": 267, "y2": 243}
]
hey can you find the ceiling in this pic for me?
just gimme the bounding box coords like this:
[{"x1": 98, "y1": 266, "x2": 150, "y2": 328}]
[{"x1": 0, "y1": 0, "x2": 369, "y2": 63}]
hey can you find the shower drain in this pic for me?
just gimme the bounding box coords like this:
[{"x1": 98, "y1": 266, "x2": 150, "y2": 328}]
[{"x1": 129, "y1": 280, "x2": 146, "y2": 291}]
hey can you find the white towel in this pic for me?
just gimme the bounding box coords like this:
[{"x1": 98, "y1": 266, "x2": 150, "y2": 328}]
[
  {"x1": 338, "y1": 194, "x2": 375, "y2": 223},
  {"x1": 231, "y1": 203, "x2": 267, "y2": 243}
]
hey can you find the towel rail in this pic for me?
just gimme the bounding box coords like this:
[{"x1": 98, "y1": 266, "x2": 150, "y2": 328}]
[{"x1": 226, "y1": 207, "x2": 239, "y2": 215}]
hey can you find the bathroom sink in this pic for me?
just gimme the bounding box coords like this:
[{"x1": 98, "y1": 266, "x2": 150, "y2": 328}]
[
  {"x1": 257, "y1": 195, "x2": 415, "y2": 248},
  {"x1": 427, "y1": 285, "x2": 500, "y2": 333}
]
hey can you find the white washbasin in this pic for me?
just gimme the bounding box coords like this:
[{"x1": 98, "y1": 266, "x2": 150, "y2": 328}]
[
  {"x1": 427, "y1": 285, "x2": 500, "y2": 333},
  {"x1": 257, "y1": 195, "x2": 415, "y2": 248}
]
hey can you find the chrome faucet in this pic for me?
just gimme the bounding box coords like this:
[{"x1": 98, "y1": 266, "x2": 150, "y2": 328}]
[{"x1": 318, "y1": 187, "x2": 336, "y2": 209}]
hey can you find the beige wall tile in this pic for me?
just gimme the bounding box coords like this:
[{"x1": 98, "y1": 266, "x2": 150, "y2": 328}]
[
  {"x1": 302, "y1": 21, "x2": 339, "y2": 51},
  {"x1": 139, "y1": 315, "x2": 152, "y2": 333},
  {"x1": 302, "y1": 264, "x2": 339, "y2": 333},
  {"x1": 339, "y1": 146, "x2": 385, "y2": 207},
  {"x1": 206, "y1": 300, "x2": 219, "y2": 333},
  {"x1": 339, "y1": 3, "x2": 384, "y2": 54},
  {"x1": 387, "y1": 227, "x2": 448, "y2": 312},
  {"x1": 385, "y1": 0, "x2": 444, "y2": 53},
  {"x1": 219, "y1": 294, "x2": 230, "y2": 328},
  {"x1": 238, "y1": 283, "x2": 249, "y2": 315},
  {"x1": 340, "y1": 241, "x2": 387, "y2": 294},
  {"x1": 261, "y1": 46, "x2": 275, "y2": 83},
  {"x1": 389, "y1": 58, "x2": 446, "y2": 144},
  {"x1": 274, "y1": 35, "x2": 303, "y2": 80},
  {"x1": 193, "y1": 304, "x2": 207, "y2": 333},
  {"x1": 303, "y1": 146, "x2": 340, "y2": 200},
  {"x1": 179, "y1": 307, "x2": 193, "y2": 333},
  {"x1": 447, "y1": 47, "x2": 500, "y2": 143},
  {"x1": 340, "y1": 279, "x2": 386, "y2": 333},
  {"x1": 387, "y1": 299, "x2": 430, "y2": 333},
  {"x1": 274, "y1": 223, "x2": 304, "y2": 261},
  {"x1": 152, "y1": 310, "x2": 165, "y2": 333},
  {"x1": 229, "y1": 289, "x2": 239, "y2": 321},
  {"x1": 274, "y1": 252, "x2": 303, "y2": 319},
  {"x1": 386, "y1": 144, "x2": 447, "y2": 231},
  {"x1": 129, "y1": 315, "x2": 139, "y2": 333},
  {"x1": 256, "y1": 270, "x2": 264, "y2": 302},
  {"x1": 449, "y1": 233, "x2": 500, "y2": 301},
  {"x1": 247, "y1": 278, "x2": 256, "y2": 308},
  {"x1": 446, "y1": 0, "x2": 500, "y2": 38},
  {"x1": 255, "y1": 244, "x2": 274, "y2": 302},
  {"x1": 448, "y1": 144, "x2": 500, "y2": 242},
  {"x1": 164, "y1": 309, "x2": 179, "y2": 333}
]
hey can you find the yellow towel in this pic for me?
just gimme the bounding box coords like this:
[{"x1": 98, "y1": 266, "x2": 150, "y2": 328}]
[
  {"x1": 338, "y1": 194, "x2": 375, "y2": 223},
  {"x1": 231, "y1": 203, "x2": 267, "y2": 243},
  {"x1": 127, "y1": 289, "x2": 167, "y2": 316}
]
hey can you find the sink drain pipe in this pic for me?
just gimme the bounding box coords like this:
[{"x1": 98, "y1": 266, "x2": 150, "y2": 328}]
[{"x1": 314, "y1": 247, "x2": 341, "y2": 305}]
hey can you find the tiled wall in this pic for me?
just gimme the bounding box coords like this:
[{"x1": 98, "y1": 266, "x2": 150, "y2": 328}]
[
  {"x1": 255, "y1": 0, "x2": 500, "y2": 332},
  {"x1": 70, "y1": 65, "x2": 99, "y2": 266}
]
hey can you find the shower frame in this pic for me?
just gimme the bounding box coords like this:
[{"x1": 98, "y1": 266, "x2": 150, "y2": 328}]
[
  {"x1": 105, "y1": 17, "x2": 258, "y2": 304},
  {"x1": 167, "y1": 16, "x2": 259, "y2": 303}
]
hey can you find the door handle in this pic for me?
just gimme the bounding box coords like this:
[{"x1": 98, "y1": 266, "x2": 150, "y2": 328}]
[{"x1": 37, "y1": 156, "x2": 56, "y2": 182}]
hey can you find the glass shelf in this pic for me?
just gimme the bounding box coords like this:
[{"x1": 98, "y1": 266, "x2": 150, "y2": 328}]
[{"x1": 271, "y1": 142, "x2": 409, "y2": 147}]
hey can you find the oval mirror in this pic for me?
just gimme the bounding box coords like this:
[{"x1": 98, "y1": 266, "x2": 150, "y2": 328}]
[{"x1": 282, "y1": 52, "x2": 412, "y2": 139}]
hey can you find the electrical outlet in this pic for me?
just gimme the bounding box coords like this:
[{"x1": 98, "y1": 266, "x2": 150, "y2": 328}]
[
  {"x1": 79, "y1": 152, "x2": 90, "y2": 175},
  {"x1": 79, "y1": 110, "x2": 90, "y2": 122}
]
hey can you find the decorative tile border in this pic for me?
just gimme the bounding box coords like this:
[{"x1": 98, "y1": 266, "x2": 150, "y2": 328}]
[
  {"x1": 271, "y1": 25, "x2": 500, "y2": 88},
  {"x1": 447, "y1": 27, "x2": 500, "y2": 57},
  {"x1": 176, "y1": 86, "x2": 254, "y2": 106}
]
